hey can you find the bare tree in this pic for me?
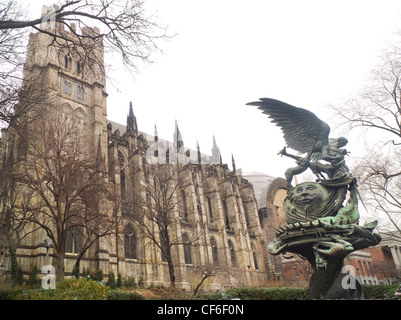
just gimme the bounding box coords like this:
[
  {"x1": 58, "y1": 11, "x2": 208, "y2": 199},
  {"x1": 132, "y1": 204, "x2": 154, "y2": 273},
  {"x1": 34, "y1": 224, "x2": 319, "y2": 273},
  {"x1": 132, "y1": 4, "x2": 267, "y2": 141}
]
[
  {"x1": 128, "y1": 164, "x2": 201, "y2": 288},
  {"x1": 0, "y1": 0, "x2": 168, "y2": 129},
  {"x1": 192, "y1": 262, "x2": 215, "y2": 296},
  {"x1": 0, "y1": 0, "x2": 167, "y2": 71},
  {"x1": 284, "y1": 254, "x2": 313, "y2": 283},
  {"x1": 0, "y1": 153, "x2": 39, "y2": 278},
  {"x1": 0, "y1": 0, "x2": 28, "y2": 127},
  {"x1": 351, "y1": 148, "x2": 401, "y2": 234},
  {"x1": 19, "y1": 104, "x2": 113, "y2": 281},
  {"x1": 0, "y1": 0, "x2": 169, "y2": 281},
  {"x1": 332, "y1": 42, "x2": 401, "y2": 234},
  {"x1": 71, "y1": 168, "x2": 121, "y2": 277},
  {"x1": 372, "y1": 260, "x2": 401, "y2": 284}
]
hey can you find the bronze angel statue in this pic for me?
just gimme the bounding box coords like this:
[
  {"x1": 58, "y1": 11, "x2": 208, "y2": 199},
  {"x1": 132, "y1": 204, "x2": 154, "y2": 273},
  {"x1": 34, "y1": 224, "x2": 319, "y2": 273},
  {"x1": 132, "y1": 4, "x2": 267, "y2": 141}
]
[
  {"x1": 247, "y1": 98, "x2": 349, "y2": 189},
  {"x1": 247, "y1": 97, "x2": 381, "y2": 299}
]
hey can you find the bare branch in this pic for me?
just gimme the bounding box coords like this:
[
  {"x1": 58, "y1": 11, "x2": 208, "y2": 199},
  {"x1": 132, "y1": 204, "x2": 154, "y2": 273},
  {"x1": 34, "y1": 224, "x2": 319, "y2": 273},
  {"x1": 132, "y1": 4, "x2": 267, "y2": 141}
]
[
  {"x1": 331, "y1": 40, "x2": 401, "y2": 235},
  {"x1": 0, "y1": 0, "x2": 170, "y2": 128}
]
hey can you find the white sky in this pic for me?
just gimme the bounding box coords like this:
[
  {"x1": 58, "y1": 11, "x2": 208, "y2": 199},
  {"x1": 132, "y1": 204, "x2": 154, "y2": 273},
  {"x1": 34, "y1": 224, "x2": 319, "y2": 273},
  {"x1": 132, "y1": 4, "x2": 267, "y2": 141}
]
[{"x1": 30, "y1": 0, "x2": 401, "y2": 178}]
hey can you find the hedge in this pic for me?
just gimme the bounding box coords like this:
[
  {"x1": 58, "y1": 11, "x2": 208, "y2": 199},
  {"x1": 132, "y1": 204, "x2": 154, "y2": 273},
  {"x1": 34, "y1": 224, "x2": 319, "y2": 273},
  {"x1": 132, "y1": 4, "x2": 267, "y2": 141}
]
[
  {"x1": 33, "y1": 278, "x2": 108, "y2": 300},
  {"x1": 361, "y1": 284, "x2": 400, "y2": 299},
  {"x1": 195, "y1": 291, "x2": 227, "y2": 300},
  {"x1": 107, "y1": 290, "x2": 144, "y2": 300},
  {"x1": 224, "y1": 285, "x2": 400, "y2": 300},
  {"x1": 1, "y1": 283, "x2": 399, "y2": 300},
  {"x1": 0, "y1": 278, "x2": 109, "y2": 300},
  {"x1": 225, "y1": 287, "x2": 309, "y2": 300},
  {"x1": 0, "y1": 288, "x2": 26, "y2": 300}
]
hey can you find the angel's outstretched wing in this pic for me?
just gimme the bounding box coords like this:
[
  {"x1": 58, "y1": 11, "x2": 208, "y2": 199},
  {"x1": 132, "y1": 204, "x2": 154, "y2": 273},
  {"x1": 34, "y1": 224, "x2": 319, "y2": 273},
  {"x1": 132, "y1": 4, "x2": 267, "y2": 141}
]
[{"x1": 247, "y1": 98, "x2": 330, "y2": 156}]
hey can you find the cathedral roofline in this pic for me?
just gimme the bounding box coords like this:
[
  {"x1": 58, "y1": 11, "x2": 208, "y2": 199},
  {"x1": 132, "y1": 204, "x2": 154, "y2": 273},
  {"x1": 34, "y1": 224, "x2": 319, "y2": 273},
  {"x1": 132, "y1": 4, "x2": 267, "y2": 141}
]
[{"x1": 107, "y1": 119, "x2": 214, "y2": 165}]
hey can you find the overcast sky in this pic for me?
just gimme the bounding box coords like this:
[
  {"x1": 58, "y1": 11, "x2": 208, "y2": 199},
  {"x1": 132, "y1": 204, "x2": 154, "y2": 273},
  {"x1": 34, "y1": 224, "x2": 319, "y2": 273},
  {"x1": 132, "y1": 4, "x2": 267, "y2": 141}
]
[{"x1": 31, "y1": 0, "x2": 401, "y2": 178}]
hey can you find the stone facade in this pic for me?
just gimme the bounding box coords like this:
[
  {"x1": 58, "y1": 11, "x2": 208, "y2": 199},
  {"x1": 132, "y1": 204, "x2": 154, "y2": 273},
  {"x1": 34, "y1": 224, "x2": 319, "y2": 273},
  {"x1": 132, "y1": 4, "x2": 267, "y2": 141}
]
[
  {"x1": 0, "y1": 6, "x2": 272, "y2": 290},
  {"x1": 254, "y1": 177, "x2": 287, "y2": 280},
  {"x1": 105, "y1": 105, "x2": 270, "y2": 289}
]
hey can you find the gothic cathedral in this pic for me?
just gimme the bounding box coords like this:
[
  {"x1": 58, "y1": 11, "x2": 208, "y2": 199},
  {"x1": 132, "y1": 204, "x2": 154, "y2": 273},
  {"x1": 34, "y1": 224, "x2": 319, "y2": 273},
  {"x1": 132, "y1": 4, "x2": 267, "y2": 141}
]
[{"x1": 0, "y1": 5, "x2": 272, "y2": 290}]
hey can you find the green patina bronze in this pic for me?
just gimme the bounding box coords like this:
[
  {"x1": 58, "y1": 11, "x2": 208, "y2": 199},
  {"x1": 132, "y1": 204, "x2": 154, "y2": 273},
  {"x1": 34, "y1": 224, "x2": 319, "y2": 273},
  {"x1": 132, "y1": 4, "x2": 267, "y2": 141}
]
[{"x1": 247, "y1": 98, "x2": 381, "y2": 299}]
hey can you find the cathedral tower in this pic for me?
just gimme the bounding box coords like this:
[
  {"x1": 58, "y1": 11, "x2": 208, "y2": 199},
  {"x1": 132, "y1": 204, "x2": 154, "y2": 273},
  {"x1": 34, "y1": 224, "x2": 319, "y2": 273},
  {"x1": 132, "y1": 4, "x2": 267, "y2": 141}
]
[{"x1": 22, "y1": 4, "x2": 109, "y2": 165}]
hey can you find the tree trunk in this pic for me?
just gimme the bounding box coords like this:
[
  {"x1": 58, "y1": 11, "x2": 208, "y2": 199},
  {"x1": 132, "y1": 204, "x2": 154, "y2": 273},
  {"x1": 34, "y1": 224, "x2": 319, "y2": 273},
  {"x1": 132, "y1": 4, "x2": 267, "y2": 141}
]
[
  {"x1": 193, "y1": 273, "x2": 214, "y2": 296},
  {"x1": 167, "y1": 260, "x2": 176, "y2": 288},
  {"x1": 165, "y1": 246, "x2": 176, "y2": 288},
  {"x1": 55, "y1": 251, "x2": 65, "y2": 282},
  {"x1": 73, "y1": 248, "x2": 88, "y2": 277}
]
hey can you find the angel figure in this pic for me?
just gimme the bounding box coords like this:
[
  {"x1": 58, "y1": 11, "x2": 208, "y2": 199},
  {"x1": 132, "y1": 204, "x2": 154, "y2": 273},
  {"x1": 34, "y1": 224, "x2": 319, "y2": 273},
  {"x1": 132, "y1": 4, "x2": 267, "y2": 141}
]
[
  {"x1": 278, "y1": 139, "x2": 349, "y2": 189},
  {"x1": 247, "y1": 98, "x2": 349, "y2": 188}
]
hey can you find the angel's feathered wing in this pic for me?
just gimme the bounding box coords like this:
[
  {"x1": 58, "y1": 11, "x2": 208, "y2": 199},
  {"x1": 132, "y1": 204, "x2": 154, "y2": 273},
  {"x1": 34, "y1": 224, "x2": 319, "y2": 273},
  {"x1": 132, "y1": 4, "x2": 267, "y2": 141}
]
[{"x1": 247, "y1": 98, "x2": 330, "y2": 157}]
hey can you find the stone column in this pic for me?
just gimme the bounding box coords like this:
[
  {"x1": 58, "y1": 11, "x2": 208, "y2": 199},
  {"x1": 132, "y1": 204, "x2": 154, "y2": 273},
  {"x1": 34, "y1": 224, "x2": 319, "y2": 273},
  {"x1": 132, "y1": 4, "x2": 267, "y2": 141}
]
[
  {"x1": 389, "y1": 246, "x2": 401, "y2": 267},
  {"x1": 397, "y1": 246, "x2": 401, "y2": 268}
]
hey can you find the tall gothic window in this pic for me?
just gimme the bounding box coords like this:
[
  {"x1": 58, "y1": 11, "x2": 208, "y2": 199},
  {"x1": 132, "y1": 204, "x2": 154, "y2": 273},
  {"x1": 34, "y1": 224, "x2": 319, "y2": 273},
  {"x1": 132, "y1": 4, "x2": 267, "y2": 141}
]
[
  {"x1": 222, "y1": 200, "x2": 230, "y2": 230},
  {"x1": 210, "y1": 237, "x2": 219, "y2": 265},
  {"x1": 64, "y1": 81, "x2": 71, "y2": 95},
  {"x1": 252, "y1": 243, "x2": 259, "y2": 270},
  {"x1": 207, "y1": 196, "x2": 213, "y2": 221},
  {"x1": 180, "y1": 190, "x2": 188, "y2": 221},
  {"x1": 182, "y1": 233, "x2": 192, "y2": 265},
  {"x1": 66, "y1": 227, "x2": 82, "y2": 254},
  {"x1": 64, "y1": 54, "x2": 72, "y2": 69},
  {"x1": 77, "y1": 86, "x2": 84, "y2": 99},
  {"x1": 124, "y1": 225, "x2": 136, "y2": 259},
  {"x1": 228, "y1": 240, "x2": 237, "y2": 267}
]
